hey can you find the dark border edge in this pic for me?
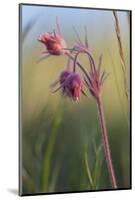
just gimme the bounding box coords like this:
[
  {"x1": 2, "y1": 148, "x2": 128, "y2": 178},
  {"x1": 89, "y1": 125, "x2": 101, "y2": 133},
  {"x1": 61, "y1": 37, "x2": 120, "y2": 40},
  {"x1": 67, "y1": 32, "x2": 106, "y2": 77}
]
[{"x1": 18, "y1": 3, "x2": 132, "y2": 197}]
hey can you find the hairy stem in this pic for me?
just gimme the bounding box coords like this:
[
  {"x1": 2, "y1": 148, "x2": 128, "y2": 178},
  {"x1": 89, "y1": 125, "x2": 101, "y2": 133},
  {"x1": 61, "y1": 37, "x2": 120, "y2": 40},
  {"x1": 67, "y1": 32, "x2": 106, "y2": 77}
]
[
  {"x1": 73, "y1": 51, "x2": 80, "y2": 72},
  {"x1": 65, "y1": 51, "x2": 91, "y2": 83},
  {"x1": 96, "y1": 94, "x2": 117, "y2": 188}
]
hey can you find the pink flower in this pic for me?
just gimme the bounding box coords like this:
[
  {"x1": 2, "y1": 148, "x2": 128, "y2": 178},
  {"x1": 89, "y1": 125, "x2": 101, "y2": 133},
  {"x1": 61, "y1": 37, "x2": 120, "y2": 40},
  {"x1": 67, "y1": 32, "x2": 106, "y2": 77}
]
[
  {"x1": 38, "y1": 32, "x2": 66, "y2": 55},
  {"x1": 38, "y1": 18, "x2": 66, "y2": 56}
]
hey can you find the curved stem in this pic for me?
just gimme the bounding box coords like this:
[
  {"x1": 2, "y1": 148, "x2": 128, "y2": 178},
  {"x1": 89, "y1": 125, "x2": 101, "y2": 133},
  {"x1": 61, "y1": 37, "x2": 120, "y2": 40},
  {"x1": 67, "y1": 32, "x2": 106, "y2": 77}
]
[
  {"x1": 84, "y1": 51, "x2": 96, "y2": 73},
  {"x1": 73, "y1": 51, "x2": 80, "y2": 72},
  {"x1": 71, "y1": 49, "x2": 96, "y2": 74},
  {"x1": 65, "y1": 51, "x2": 91, "y2": 84},
  {"x1": 96, "y1": 94, "x2": 117, "y2": 189}
]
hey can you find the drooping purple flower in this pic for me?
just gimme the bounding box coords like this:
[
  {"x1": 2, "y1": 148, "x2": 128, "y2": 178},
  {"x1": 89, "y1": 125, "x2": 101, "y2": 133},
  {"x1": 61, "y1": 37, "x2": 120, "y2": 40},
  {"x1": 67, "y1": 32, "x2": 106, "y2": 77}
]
[
  {"x1": 62, "y1": 72, "x2": 83, "y2": 101},
  {"x1": 59, "y1": 71, "x2": 71, "y2": 84},
  {"x1": 51, "y1": 71, "x2": 84, "y2": 101}
]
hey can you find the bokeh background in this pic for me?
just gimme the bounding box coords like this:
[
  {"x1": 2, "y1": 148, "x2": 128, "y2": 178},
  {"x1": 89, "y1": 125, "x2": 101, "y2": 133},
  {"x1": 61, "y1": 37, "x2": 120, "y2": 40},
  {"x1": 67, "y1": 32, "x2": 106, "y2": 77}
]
[{"x1": 20, "y1": 4, "x2": 130, "y2": 195}]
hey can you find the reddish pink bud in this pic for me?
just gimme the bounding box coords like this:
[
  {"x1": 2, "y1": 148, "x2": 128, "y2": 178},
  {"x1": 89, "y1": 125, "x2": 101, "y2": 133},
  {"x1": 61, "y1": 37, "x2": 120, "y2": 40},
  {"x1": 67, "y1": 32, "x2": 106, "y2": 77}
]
[{"x1": 38, "y1": 32, "x2": 66, "y2": 55}]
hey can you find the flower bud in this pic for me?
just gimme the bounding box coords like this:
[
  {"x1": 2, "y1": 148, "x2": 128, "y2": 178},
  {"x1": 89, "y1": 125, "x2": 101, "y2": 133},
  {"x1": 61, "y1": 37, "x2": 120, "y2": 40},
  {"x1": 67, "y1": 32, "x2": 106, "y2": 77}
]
[{"x1": 38, "y1": 32, "x2": 66, "y2": 55}]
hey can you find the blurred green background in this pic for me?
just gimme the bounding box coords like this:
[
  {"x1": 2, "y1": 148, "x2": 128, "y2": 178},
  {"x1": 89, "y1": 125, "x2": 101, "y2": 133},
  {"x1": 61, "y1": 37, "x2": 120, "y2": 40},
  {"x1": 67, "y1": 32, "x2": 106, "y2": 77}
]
[{"x1": 20, "y1": 5, "x2": 130, "y2": 195}]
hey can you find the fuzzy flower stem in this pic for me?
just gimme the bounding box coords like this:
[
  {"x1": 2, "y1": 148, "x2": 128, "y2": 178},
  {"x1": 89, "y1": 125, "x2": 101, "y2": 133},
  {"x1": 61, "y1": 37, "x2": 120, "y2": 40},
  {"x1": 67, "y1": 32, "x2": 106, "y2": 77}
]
[
  {"x1": 66, "y1": 51, "x2": 91, "y2": 83},
  {"x1": 84, "y1": 51, "x2": 97, "y2": 73},
  {"x1": 73, "y1": 51, "x2": 94, "y2": 75},
  {"x1": 96, "y1": 94, "x2": 117, "y2": 189},
  {"x1": 74, "y1": 49, "x2": 97, "y2": 74},
  {"x1": 73, "y1": 51, "x2": 81, "y2": 72}
]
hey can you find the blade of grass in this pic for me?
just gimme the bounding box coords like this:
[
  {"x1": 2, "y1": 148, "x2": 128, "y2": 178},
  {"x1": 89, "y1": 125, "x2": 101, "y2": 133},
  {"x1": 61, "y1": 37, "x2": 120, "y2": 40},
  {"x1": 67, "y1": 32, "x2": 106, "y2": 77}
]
[
  {"x1": 113, "y1": 11, "x2": 129, "y2": 102},
  {"x1": 48, "y1": 162, "x2": 61, "y2": 192},
  {"x1": 40, "y1": 114, "x2": 62, "y2": 192},
  {"x1": 84, "y1": 151, "x2": 94, "y2": 188},
  {"x1": 92, "y1": 144, "x2": 103, "y2": 189},
  {"x1": 22, "y1": 16, "x2": 38, "y2": 41}
]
